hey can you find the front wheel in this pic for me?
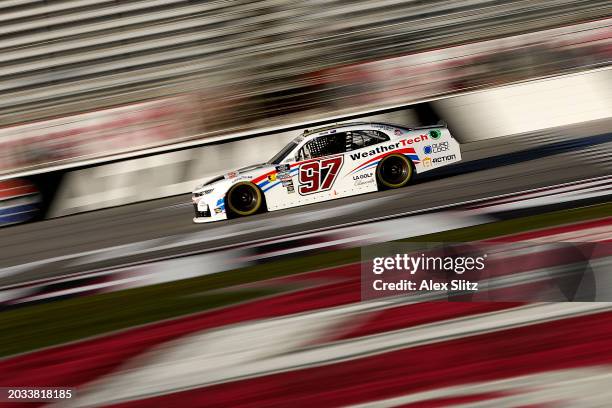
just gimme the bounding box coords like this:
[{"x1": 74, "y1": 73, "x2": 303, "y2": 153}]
[
  {"x1": 376, "y1": 154, "x2": 413, "y2": 189},
  {"x1": 226, "y1": 182, "x2": 264, "y2": 217}
]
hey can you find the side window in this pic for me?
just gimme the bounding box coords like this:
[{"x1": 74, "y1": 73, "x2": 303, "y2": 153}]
[
  {"x1": 298, "y1": 133, "x2": 347, "y2": 160},
  {"x1": 348, "y1": 130, "x2": 389, "y2": 151}
]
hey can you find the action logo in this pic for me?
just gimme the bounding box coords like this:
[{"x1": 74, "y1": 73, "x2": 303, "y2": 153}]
[{"x1": 432, "y1": 154, "x2": 456, "y2": 163}]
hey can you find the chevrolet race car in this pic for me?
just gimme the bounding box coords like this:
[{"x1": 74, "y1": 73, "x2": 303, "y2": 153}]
[{"x1": 192, "y1": 122, "x2": 461, "y2": 223}]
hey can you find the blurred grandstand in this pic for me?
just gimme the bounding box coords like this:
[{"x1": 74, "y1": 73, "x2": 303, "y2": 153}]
[
  {"x1": 1, "y1": 3, "x2": 612, "y2": 404},
  {"x1": 0, "y1": 0, "x2": 610, "y2": 178},
  {"x1": 1, "y1": 0, "x2": 610, "y2": 128}
]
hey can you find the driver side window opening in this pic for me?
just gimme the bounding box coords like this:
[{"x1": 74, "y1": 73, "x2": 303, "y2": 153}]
[
  {"x1": 296, "y1": 129, "x2": 390, "y2": 161},
  {"x1": 297, "y1": 133, "x2": 348, "y2": 160},
  {"x1": 347, "y1": 130, "x2": 389, "y2": 151}
]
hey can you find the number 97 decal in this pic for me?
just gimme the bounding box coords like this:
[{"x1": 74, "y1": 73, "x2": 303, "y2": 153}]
[{"x1": 298, "y1": 156, "x2": 344, "y2": 195}]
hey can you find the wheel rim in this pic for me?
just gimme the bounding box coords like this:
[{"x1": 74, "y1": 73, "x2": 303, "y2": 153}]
[
  {"x1": 228, "y1": 183, "x2": 261, "y2": 215},
  {"x1": 378, "y1": 155, "x2": 411, "y2": 187}
]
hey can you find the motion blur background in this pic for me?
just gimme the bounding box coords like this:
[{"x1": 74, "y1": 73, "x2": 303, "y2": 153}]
[
  {"x1": 0, "y1": 1, "x2": 611, "y2": 407},
  {"x1": 0, "y1": 0, "x2": 610, "y2": 221}
]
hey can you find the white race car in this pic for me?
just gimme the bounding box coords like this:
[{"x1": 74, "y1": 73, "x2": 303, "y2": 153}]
[{"x1": 192, "y1": 122, "x2": 461, "y2": 223}]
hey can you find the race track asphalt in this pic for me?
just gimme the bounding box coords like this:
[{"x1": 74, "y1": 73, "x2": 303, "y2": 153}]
[{"x1": 0, "y1": 119, "x2": 610, "y2": 286}]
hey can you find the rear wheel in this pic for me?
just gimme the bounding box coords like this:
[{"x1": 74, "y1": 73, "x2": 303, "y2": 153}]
[
  {"x1": 376, "y1": 154, "x2": 413, "y2": 189},
  {"x1": 226, "y1": 182, "x2": 264, "y2": 217}
]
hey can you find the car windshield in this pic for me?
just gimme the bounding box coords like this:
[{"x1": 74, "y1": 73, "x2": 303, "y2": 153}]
[{"x1": 268, "y1": 140, "x2": 298, "y2": 164}]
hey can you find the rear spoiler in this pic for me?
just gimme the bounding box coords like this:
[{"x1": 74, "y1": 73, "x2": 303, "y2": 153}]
[
  {"x1": 410, "y1": 121, "x2": 447, "y2": 130},
  {"x1": 369, "y1": 121, "x2": 447, "y2": 130}
]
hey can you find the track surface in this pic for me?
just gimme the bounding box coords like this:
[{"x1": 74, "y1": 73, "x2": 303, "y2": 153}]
[{"x1": 0, "y1": 119, "x2": 610, "y2": 285}]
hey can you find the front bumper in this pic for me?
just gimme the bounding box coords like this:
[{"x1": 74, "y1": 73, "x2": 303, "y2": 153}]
[
  {"x1": 193, "y1": 203, "x2": 210, "y2": 218},
  {"x1": 193, "y1": 215, "x2": 225, "y2": 223},
  {"x1": 192, "y1": 195, "x2": 228, "y2": 223}
]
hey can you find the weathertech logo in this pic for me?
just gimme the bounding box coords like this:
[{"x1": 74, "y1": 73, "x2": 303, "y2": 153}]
[{"x1": 432, "y1": 154, "x2": 456, "y2": 163}]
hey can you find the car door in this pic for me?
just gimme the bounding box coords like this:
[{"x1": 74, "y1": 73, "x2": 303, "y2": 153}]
[
  {"x1": 278, "y1": 132, "x2": 351, "y2": 206},
  {"x1": 257, "y1": 133, "x2": 347, "y2": 211},
  {"x1": 293, "y1": 129, "x2": 393, "y2": 203},
  {"x1": 341, "y1": 129, "x2": 392, "y2": 193},
  {"x1": 298, "y1": 132, "x2": 348, "y2": 200},
  {"x1": 264, "y1": 129, "x2": 392, "y2": 211}
]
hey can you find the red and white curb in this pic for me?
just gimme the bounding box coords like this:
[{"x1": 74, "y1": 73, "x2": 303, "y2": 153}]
[{"x1": 1, "y1": 221, "x2": 611, "y2": 406}]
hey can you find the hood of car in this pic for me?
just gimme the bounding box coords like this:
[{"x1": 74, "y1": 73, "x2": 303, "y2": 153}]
[
  {"x1": 193, "y1": 162, "x2": 274, "y2": 193},
  {"x1": 235, "y1": 162, "x2": 271, "y2": 174}
]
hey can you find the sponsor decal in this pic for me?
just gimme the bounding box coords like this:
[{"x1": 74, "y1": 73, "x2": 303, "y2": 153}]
[
  {"x1": 422, "y1": 157, "x2": 432, "y2": 167},
  {"x1": 214, "y1": 207, "x2": 223, "y2": 214},
  {"x1": 394, "y1": 129, "x2": 401, "y2": 136},
  {"x1": 429, "y1": 129, "x2": 442, "y2": 139},
  {"x1": 350, "y1": 143, "x2": 401, "y2": 160},
  {"x1": 372, "y1": 124, "x2": 393, "y2": 131},
  {"x1": 352, "y1": 173, "x2": 373, "y2": 181},
  {"x1": 275, "y1": 164, "x2": 292, "y2": 181},
  {"x1": 298, "y1": 156, "x2": 343, "y2": 195},
  {"x1": 355, "y1": 178, "x2": 375, "y2": 186},
  {"x1": 354, "y1": 173, "x2": 375, "y2": 186},
  {"x1": 267, "y1": 173, "x2": 277, "y2": 182},
  {"x1": 400, "y1": 135, "x2": 428, "y2": 145},
  {"x1": 224, "y1": 171, "x2": 238, "y2": 179},
  {"x1": 424, "y1": 141, "x2": 449, "y2": 155},
  {"x1": 194, "y1": 188, "x2": 214, "y2": 197},
  {"x1": 432, "y1": 154, "x2": 456, "y2": 163},
  {"x1": 274, "y1": 167, "x2": 295, "y2": 192}
]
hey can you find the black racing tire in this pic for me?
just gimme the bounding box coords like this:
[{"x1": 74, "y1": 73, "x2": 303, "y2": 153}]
[
  {"x1": 376, "y1": 154, "x2": 413, "y2": 189},
  {"x1": 226, "y1": 182, "x2": 264, "y2": 217}
]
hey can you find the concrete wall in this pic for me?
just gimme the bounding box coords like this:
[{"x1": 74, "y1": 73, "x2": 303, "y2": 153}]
[
  {"x1": 48, "y1": 69, "x2": 611, "y2": 217},
  {"x1": 434, "y1": 69, "x2": 612, "y2": 142}
]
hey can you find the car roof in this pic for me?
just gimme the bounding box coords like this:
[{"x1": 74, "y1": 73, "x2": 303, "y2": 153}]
[
  {"x1": 301, "y1": 122, "x2": 368, "y2": 137},
  {"x1": 301, "y1": 121, "x2": 415, "y2": 138}
]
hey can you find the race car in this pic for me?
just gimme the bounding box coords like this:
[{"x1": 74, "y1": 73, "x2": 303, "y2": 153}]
[{"x1": 192, "y1": 122, "x2": 461, "y2": 223}]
